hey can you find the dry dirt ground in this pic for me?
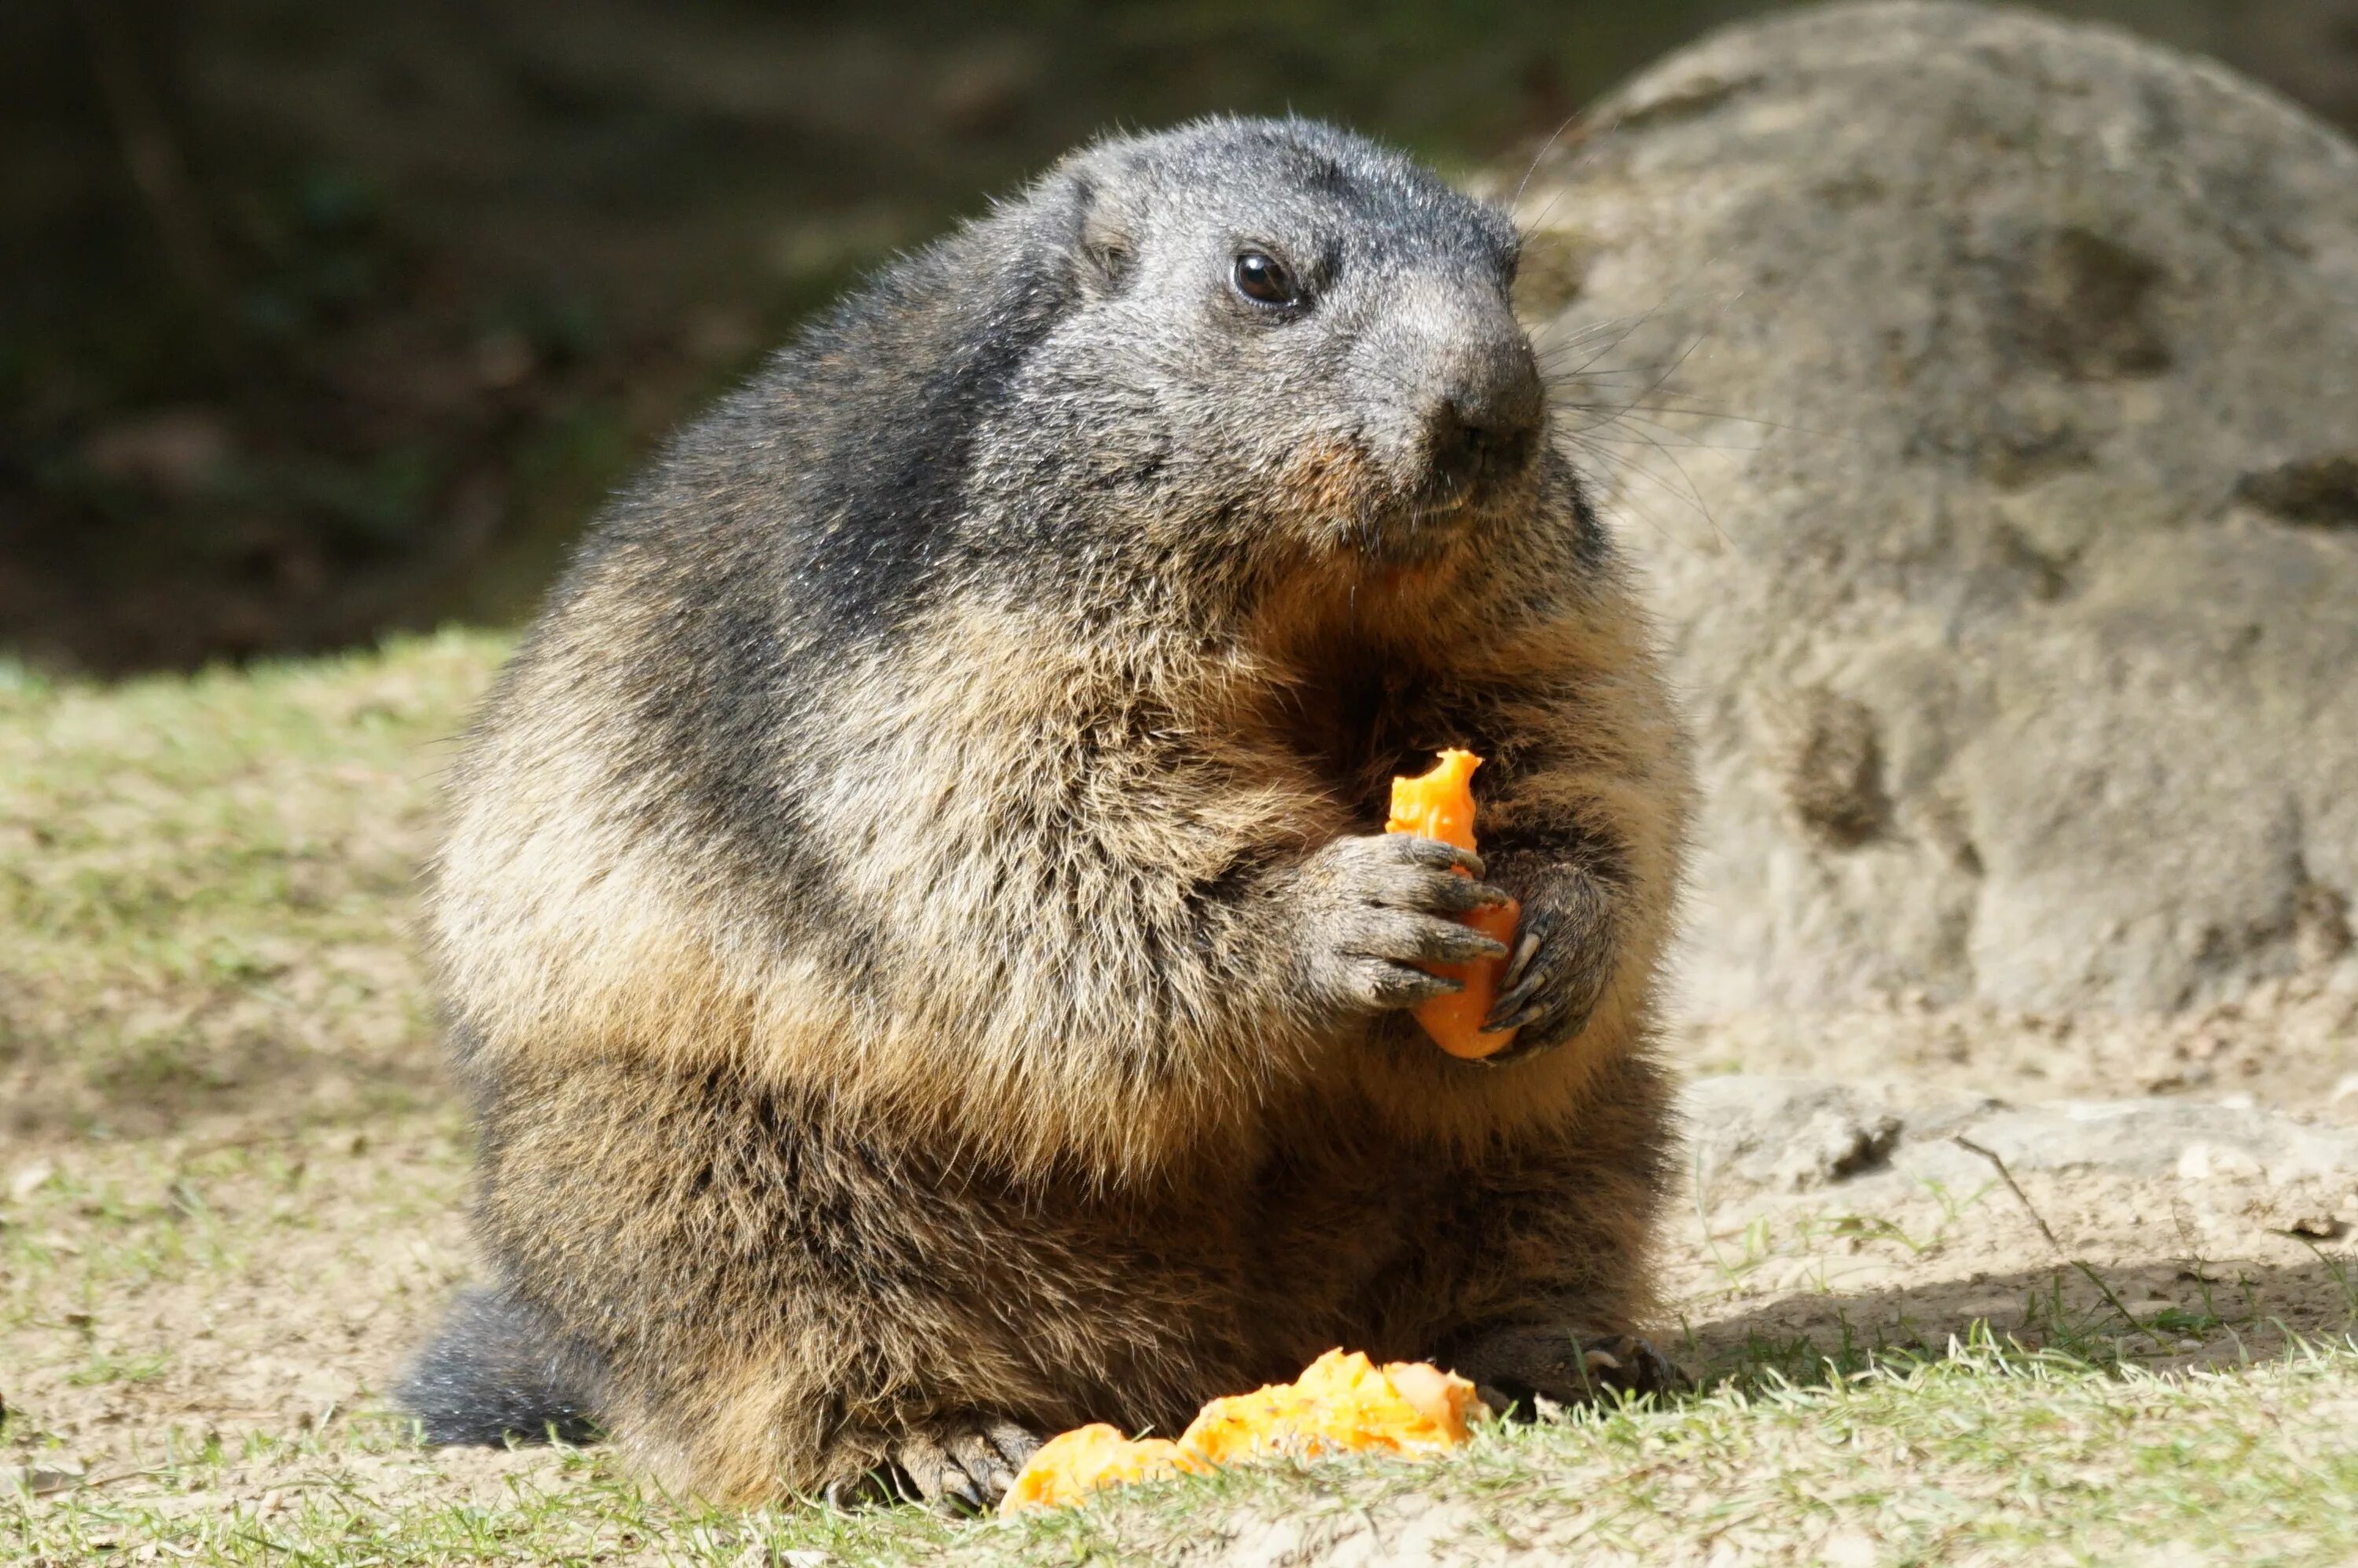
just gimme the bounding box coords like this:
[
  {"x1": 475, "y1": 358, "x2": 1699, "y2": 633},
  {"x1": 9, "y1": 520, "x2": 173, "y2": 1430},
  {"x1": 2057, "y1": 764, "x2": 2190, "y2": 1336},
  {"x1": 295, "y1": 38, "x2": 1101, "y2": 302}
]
[{"x1": 6, "y1": 634, "x2": 2358, "y2": 1563}]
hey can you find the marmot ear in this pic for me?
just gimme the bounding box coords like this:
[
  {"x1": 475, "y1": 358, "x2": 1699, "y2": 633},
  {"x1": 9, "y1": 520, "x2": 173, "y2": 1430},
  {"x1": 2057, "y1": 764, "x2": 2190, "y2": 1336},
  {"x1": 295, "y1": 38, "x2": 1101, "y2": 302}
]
[{"x1": 1063, "y1": 170, "x2": 1139, "y2": 299}]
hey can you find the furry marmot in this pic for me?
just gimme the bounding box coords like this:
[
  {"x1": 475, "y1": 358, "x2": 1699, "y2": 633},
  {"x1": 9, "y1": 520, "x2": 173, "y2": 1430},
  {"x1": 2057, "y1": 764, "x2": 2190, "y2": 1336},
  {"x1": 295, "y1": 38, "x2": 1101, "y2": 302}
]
[{"x1": 399, "y1": 116, "x2": 1692, "y2": 1510}]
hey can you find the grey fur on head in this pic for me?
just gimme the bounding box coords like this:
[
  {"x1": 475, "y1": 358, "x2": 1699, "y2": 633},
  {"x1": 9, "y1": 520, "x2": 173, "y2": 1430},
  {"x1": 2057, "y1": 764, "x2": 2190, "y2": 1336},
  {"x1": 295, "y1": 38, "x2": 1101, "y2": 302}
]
[
  {"x1": 1016, "y1": 116, "x2": 1543, "y2": 557},
  {"x1": 582, "y1": 115, "x2": 1557, "y2": 655}
]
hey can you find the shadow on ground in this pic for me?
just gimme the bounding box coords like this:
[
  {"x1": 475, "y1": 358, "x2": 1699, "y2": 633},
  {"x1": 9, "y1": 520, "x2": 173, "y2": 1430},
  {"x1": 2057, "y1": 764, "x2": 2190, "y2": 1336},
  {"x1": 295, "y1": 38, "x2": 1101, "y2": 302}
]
[{"x1": 1685, "y1": 1253, "x2": 2358, "y2": 1386}]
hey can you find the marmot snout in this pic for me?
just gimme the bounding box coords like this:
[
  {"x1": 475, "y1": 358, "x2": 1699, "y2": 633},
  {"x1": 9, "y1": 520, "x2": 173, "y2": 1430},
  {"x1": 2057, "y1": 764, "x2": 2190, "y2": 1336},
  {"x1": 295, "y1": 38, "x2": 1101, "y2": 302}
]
[{"x1": 399, "y1": 115, "x2": 1692, "y2": 1509}]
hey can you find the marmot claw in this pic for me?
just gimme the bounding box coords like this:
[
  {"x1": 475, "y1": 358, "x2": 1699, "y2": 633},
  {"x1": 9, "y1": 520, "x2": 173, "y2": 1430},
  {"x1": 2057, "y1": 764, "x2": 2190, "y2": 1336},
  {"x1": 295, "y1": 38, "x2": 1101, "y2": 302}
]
[
  {"x1": 884, "y1": 1419, "x2": 1041, "y2": 1515},
  {"x1": 1446, "y1": 1324, "x2": 1685, "y2": 1416},
  {"x1": 1479, "y1": 898, "x2": 1614, "y2": 1055}
]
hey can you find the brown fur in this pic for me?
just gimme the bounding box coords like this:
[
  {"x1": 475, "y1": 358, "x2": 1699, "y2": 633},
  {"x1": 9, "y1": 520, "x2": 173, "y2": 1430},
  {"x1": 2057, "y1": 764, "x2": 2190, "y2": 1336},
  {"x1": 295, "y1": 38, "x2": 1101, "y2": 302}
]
[
  {"x1": 433, "y1": 538, "x2": 1688, "y2": 1500},
  {"x1": 413, "y1": 117, "x2": 1694, "y2": 1505}
]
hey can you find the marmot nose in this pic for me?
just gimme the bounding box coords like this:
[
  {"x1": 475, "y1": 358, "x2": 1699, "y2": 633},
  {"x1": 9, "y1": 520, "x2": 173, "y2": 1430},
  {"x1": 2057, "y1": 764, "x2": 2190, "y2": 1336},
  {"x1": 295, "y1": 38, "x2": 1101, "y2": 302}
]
[{"x1": 1423, "y1": 341, "x2": 1543, "y2": 493}]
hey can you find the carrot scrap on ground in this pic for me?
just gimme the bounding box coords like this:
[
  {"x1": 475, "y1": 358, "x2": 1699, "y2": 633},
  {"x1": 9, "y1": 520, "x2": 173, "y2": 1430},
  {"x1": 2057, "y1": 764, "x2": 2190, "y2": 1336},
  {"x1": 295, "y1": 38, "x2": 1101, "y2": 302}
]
[
  {"x1": 996, "y1": 1424, "x2": 1205, "y2": 1514},
  {"x1": 1000, "y1": 1350, "x2": 1486, "y2": 1515},
  {"x1": 1385, "y1": 748, "x2": 1521, "y2": 1059},
  {"x1": 1178, "y1": 1347, "x2": 1486, "y2": 1463}
]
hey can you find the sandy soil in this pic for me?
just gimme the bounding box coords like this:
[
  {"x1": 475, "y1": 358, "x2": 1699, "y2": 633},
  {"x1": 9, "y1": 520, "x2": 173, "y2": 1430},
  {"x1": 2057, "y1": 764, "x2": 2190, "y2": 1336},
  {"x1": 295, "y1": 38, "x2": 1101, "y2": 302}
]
[
  {"x1": 1659, "y1": 974, "x2": 2358, "y2": 1379},
  {"x1": 1672, "y1": 969, "x2": 2358, "y2": 1119}
]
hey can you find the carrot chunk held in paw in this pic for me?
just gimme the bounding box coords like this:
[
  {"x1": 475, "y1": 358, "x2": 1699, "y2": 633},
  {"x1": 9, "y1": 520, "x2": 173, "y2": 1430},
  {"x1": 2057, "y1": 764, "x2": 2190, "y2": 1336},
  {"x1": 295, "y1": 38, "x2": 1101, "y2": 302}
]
[
  {"x1": 997, "y1": 1425, "x2": 1205, "y2": 1514},
  {"x1": 1385, "y1": 748, "x2": 1522, "y2": 1060},
  {"x1": 1000, "y1": 1352, "x2": 1485, "y2": 1515}
]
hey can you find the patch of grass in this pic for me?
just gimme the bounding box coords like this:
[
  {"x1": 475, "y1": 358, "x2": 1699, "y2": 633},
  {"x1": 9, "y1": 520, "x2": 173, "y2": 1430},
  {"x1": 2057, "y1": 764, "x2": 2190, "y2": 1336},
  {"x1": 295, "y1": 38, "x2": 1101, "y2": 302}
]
[
  {"x1": 0, "y1": 630, "x2": 504, "y2": 1137},
  {"x1": 62, "y1": 1349, "x2": 171, "y2": 1389},
  {"x1": 10, "y1": 1343, "x2": 2358, "y2": 1566},
  {"x1": 1058, "y1": 1341, "x2": 2358, "y2": 1567},
  {"x1": 4, "y1": 1419, "x2": 971, "y2": 1567}
]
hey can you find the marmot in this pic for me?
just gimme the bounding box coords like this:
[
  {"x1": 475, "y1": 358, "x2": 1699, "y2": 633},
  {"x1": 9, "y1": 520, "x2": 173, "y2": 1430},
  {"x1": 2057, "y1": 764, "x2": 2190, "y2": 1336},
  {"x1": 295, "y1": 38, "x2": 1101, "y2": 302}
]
[{"x1": 399, "y1": 116, "x2": 1692, "y2": 1510}]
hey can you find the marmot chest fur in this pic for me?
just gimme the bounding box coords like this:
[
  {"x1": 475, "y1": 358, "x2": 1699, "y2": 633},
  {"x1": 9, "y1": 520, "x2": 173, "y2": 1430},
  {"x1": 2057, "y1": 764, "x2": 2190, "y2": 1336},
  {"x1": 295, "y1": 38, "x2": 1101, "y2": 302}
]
[{"x1": 400, "y1": 116, "x2": 1692, "y2": 1508}]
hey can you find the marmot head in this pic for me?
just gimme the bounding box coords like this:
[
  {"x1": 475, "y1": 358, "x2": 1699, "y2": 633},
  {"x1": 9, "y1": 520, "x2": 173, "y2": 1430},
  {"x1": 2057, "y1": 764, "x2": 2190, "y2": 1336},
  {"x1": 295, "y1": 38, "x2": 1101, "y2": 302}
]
[{"x1": 963, "y1": 118, "x2": 1546, "y2": 582}]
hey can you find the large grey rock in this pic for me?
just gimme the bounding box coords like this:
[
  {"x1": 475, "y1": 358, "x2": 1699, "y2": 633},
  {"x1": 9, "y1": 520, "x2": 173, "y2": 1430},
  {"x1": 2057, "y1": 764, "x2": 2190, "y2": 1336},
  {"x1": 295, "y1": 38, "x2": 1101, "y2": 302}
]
[{"x1": 1508, "y1": 1, "x2": 2358, "y2": 1013}]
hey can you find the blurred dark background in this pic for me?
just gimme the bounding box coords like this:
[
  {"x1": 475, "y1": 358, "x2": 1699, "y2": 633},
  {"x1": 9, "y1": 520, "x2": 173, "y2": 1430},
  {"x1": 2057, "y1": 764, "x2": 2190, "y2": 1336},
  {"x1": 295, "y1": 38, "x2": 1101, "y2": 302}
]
[{"x1": 9, "y1": 0, "x2": 2357, "y2": 674}]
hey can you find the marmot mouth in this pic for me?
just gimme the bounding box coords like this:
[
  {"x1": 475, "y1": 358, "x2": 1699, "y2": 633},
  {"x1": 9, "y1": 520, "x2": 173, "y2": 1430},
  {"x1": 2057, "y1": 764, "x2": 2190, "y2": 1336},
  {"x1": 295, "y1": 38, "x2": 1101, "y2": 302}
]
[
  {"x1": 1327, "y1": 494, "x2": 1484, "y2": 567},
  {"x1": 1276, "y1": 432, "x2": 1525, "y2": 563},
  {"x1": 1400, "y1": 461, "x2": 1521, "y2": 529},
  {"x1": 1406, "y1": 476, "x2": 1482, "y2": 520}
]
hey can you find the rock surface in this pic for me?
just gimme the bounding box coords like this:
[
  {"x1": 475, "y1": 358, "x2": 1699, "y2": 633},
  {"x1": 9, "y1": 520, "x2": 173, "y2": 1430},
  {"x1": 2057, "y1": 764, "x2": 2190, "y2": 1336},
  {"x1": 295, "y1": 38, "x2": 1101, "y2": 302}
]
[
  {"x1": 1683, "y1": 1073, "x2": 2358, "y2": 1236},
  {"x1": 1684, "y1": 1074, "x2": 2358, "y2": 1184},
  {"x1": 1507, "y1": 0, "x2": 2358, "y2": 1014}
]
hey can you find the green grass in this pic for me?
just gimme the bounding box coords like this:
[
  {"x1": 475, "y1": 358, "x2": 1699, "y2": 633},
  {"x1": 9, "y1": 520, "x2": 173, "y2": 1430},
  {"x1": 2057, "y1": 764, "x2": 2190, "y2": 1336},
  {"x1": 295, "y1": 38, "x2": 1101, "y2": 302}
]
[
  {"x1": 0, "y1": 630, "x2": 498, "y2": 1138},
  {"x1": 8, "y1": 635, "x2": 2358, "y2": 1566},
  {"x1": 11, "y1": 1346, "x2": 2358, "y2": 1565}
]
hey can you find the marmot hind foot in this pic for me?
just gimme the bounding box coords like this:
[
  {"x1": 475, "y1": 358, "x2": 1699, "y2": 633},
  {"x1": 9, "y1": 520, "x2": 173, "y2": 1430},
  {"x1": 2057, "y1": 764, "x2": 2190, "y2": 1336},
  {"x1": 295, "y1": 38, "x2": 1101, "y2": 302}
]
[
  {"x1": 1448, "y1": 1324, "x2": 1685, "y2": 1416},
  {"x1": 830, "y1": 1418, "x2": 1042, "y2": 1515}
]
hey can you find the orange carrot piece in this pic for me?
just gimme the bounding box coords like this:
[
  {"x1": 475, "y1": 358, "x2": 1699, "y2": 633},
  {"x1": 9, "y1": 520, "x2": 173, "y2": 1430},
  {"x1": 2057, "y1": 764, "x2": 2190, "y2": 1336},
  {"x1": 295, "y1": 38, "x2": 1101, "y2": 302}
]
[
  {"x1": 1385, "y1": 749, "x2": 1520, "y2": 1059},
  {"x1": 1000, "y1": 1352, "x2": 1483, "y2": 1515},
  {"x1": 1177, "y1": 1350, "x2": 1482, "y2": 1463},
  {"x1": 997, "y1": 1425, "x2": 1204, "y2": 1514}
]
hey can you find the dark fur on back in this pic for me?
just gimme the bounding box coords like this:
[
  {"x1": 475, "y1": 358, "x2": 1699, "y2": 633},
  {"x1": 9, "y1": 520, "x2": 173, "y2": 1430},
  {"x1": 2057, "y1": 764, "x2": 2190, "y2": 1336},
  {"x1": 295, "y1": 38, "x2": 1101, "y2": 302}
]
[{"x1": 404, "y1": 116, "x2": 1693, "y2": 1504}]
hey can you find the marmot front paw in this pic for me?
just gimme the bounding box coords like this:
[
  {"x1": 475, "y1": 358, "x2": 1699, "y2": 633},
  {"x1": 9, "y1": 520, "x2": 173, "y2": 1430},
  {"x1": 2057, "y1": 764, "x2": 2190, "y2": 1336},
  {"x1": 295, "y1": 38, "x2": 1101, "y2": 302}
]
[
  {"x1": 1480, "y1": 893, "x2": 1617, "y2": 1061},
  {"x1": 1295, "y1": 833, "x2": 1512, "y2": 1016}
]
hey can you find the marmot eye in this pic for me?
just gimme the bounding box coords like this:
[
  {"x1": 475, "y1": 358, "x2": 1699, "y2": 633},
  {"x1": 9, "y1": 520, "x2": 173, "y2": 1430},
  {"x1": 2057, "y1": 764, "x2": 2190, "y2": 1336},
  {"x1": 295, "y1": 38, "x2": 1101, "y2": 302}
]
[{"x1": 1232, "y1": 252, "x2": 1299, "y2": 308}]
